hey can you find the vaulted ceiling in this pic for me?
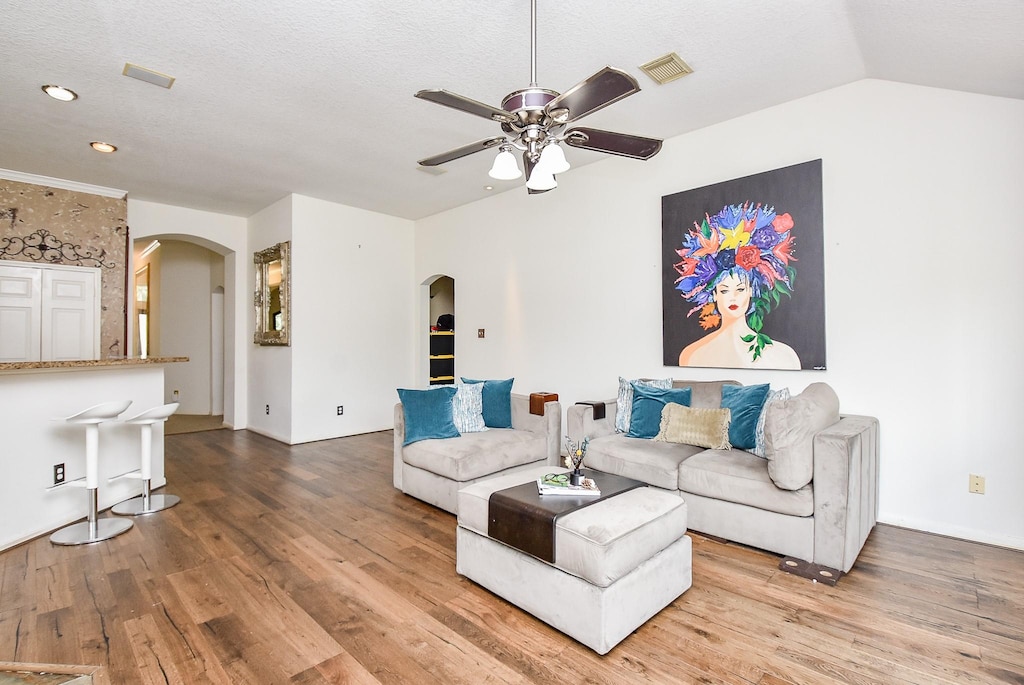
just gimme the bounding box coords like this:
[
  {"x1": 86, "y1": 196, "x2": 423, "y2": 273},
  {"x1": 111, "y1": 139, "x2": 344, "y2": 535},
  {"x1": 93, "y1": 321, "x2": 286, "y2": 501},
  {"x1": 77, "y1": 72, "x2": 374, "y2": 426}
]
[{"x1": 2, "y1": 0, "x2": 1022, "y2": 220}]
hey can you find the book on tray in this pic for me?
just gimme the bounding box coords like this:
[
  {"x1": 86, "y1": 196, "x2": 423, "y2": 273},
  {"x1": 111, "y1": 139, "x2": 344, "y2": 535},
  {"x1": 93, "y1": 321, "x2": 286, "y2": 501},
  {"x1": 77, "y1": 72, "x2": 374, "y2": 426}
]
[{"x1": 537, "y1": 473, "x2": 601, "y2": 497}]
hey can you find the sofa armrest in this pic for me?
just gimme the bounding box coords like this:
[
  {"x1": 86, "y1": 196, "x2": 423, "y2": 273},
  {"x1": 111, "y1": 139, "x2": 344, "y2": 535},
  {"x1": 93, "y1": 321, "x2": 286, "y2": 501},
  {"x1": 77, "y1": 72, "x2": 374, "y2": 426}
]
[
  {"x1": 510, "y1": 393, "x2": 562, "y2": 465},
  {"x1": 393, "y1": 402, "x2": 406, "y2": 489},
  {"x1": 566, "y1": 397, "x2": 619, "y2": 445},
  {"x1": 811, "y1": 414, "x2": 880, "y2": 573}
]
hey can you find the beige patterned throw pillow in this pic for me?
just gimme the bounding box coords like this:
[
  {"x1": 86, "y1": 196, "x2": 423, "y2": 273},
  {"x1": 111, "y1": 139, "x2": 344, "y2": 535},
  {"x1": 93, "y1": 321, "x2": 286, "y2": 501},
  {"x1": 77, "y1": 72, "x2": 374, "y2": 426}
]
[{"x1": 654, "y1": 403, "x2": 732, "y2": 450}]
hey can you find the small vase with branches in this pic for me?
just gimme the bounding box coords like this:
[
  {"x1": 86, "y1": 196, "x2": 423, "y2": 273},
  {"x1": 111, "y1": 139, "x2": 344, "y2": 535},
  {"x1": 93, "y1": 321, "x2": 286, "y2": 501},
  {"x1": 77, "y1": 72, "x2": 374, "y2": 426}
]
[{"x1": 563, "y1": 436, "x2": 590, "y2": 486}]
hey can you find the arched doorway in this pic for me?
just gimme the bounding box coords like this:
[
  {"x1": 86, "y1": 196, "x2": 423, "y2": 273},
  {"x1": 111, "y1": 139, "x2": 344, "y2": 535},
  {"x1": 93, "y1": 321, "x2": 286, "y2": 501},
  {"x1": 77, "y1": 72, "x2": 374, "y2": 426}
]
[
  {"x1": 131, "y1": 236, "x2": 228, "y2": 424},
  {"x1": 425, "y1": 275, "x2": 455, "y2": 386}
]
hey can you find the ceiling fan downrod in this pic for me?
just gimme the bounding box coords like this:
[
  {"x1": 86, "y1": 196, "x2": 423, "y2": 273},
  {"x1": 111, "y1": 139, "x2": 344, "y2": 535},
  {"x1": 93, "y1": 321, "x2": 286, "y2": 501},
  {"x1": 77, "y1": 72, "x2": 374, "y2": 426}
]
[{"x1": 530, "y1": 0, "x2": 538, "y2": 87}]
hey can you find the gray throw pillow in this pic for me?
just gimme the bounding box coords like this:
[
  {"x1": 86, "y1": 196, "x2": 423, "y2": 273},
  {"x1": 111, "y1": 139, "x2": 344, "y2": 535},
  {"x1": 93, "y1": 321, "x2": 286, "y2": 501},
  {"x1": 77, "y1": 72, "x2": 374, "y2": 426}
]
[
  {"x1": 763, "y1": 383, "x2": 840, "y2": 490},
  {"x1": 616, "y1": 376, "x2": 672, "y2": 433}
]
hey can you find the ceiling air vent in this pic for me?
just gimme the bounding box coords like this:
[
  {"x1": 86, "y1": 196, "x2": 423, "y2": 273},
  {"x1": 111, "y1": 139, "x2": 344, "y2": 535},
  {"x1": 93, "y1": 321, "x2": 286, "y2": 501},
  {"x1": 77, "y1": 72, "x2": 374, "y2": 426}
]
[
  {"x1": 122, "y1": 63, "x2": 175, "y2": 89},
  {"x1": 639, "y1": 52, "x2": 693, "y2": 85}
]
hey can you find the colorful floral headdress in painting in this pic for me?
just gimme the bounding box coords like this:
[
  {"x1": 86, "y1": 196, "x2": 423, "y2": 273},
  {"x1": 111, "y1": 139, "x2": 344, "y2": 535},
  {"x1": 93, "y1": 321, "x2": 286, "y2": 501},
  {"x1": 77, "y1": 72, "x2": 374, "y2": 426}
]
[{"x1": 673, "y1": 201, "x2": 796, "y2": 361}]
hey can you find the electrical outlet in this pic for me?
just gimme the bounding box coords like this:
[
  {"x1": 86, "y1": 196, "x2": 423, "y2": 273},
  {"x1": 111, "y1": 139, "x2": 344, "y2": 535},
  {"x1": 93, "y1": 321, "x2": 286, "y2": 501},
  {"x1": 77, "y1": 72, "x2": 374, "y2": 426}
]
[
  {"x1": 266, "y1": 404, "x2": 270, "y2": 415},
  {"x1": 53, "y1": 463, "x2": 65, "y2": 485},
  {"x1": 478, "y1": 328, "x2": 485, "y2": 338},
  {"x1": 969, "y1": 474, "x2": 985, "y2": 494},
  {"x1": 337, "y1": 405, "x2": 344, "y2": 415}
]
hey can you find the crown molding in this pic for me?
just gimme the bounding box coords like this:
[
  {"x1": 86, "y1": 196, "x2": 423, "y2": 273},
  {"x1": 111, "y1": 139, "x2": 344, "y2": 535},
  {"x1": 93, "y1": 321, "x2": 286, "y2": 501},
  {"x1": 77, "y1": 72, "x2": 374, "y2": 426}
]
[{"x1": 0, "y1": 168, "x2": 127, "y2": 200}]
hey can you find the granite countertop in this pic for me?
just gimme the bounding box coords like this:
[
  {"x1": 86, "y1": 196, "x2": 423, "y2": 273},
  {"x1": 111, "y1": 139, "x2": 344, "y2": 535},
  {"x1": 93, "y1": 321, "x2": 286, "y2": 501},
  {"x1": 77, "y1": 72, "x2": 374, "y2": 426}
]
[{"x1": 0, "y1": 357, "x2": 189, "y2": 372}]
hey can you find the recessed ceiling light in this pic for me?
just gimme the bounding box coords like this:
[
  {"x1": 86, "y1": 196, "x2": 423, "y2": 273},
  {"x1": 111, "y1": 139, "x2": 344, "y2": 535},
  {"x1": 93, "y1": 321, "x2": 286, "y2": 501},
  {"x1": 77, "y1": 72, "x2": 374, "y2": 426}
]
[
  {"x1": 90, "y1": 141, "x2": 118, "y2": 153},
  {"x1": 484, "y1": 185, "x2": 494, "y2": 191},
  {"x1": 42, "y1": 85, "x2": 78, "y2": 102}
]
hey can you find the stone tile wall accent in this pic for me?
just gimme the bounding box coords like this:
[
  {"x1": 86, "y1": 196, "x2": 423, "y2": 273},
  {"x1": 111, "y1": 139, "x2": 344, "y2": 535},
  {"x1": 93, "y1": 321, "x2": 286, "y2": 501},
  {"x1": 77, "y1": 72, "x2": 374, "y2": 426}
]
[{"x1": 0, "y1": 179, "x2": 128, "y2": 357}]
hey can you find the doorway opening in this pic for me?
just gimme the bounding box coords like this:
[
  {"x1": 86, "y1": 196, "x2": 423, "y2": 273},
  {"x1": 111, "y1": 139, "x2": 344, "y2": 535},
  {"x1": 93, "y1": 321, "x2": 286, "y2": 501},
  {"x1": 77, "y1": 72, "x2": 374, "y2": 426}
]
[{"x1": 427, "y1": 275, "x2": 455, "y2": 385}]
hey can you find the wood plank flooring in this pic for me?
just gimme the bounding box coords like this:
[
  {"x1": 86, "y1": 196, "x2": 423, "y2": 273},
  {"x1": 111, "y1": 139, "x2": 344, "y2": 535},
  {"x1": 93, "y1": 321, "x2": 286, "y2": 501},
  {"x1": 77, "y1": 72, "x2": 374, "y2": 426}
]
[{"x1": 1, "y1": 428, "x2": 1021, "y2": 684}]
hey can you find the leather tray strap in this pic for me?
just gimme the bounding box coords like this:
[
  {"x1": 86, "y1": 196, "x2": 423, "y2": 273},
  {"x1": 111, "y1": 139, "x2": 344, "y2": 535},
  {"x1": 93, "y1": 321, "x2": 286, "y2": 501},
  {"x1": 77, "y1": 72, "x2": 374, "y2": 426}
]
[{"x1": 487, "y1": 469, "x2": 644, "y2": 563}]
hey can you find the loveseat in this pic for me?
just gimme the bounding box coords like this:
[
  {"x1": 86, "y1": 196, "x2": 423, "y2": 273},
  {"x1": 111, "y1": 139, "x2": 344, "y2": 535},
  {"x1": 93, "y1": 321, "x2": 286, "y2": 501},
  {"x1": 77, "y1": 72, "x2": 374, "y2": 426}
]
[
  {"x1": 394, "y1": 392, "x2": 561, "y2": 514},
  {"x1": 566, "y1": 380, "x2": 879, "y2": 574}
]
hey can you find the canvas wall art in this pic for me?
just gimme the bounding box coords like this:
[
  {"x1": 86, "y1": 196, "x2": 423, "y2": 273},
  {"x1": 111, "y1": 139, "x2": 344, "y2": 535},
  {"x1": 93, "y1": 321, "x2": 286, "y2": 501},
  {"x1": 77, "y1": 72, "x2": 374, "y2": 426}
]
[{"x1": 662, "y1": 159, "x2": 826, "y2": 370}]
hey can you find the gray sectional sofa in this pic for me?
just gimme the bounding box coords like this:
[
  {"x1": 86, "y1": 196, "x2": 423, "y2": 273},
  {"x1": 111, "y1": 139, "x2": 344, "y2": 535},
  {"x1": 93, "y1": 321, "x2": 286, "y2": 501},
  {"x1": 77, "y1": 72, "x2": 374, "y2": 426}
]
[
  {"x1": 394, "y1": 393, "x2": 561, "y2": 514},
  {"x1": 567, "y1": 380, "x2": 879, "y2": 573}
]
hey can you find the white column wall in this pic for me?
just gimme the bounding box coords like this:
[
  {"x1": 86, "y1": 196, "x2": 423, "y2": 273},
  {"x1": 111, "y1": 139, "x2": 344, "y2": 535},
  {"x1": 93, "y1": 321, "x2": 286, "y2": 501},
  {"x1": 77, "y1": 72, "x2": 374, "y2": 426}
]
[
  {"x1": 247, "y1": 195, "x2": 294, "y2": 443},
  {"x1": 413, "y1": 79, "x2": 1024, "y2": 550},
  {"x1": 290, "y1": 194, "x2": 416, "y2": 443}
]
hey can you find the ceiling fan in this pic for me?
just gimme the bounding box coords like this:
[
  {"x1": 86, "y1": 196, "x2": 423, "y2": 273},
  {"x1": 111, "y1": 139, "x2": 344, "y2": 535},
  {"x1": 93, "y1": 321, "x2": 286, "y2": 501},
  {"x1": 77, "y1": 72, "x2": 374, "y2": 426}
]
[{"x1": 415, "y1": 0, "x2": 663, "y2": 193}]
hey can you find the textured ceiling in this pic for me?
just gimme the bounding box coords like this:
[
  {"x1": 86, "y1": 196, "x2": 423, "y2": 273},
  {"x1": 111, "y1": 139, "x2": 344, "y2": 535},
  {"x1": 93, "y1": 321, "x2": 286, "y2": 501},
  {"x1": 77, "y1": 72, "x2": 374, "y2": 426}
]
[{"x1": 1, "y1": 0, "x2": 1021, "y2": 220}]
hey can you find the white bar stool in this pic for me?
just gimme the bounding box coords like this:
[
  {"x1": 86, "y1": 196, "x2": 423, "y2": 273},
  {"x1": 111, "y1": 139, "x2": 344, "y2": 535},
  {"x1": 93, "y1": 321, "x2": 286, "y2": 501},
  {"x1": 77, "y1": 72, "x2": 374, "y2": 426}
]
[
  {"x1": 111, "y1": 402, "x2": 181, "y2": 515},
  {"x1": 50, "y1": 400, "x2": 135, "y2": 546}
]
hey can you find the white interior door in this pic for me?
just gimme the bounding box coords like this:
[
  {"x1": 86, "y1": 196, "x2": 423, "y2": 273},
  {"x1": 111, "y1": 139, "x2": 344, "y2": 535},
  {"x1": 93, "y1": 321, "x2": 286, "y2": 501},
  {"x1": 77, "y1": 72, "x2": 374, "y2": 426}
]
[
  {"x1": 0, "y1": 264, "x2": 42, "y2": 362},
  {"x1": 41, "y1": 266, "x2": 100, "y2": 361}
]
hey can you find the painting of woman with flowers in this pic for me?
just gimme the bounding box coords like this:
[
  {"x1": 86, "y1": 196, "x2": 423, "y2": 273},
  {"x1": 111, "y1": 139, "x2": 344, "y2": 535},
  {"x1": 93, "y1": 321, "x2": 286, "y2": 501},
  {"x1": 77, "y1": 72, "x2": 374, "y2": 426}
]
[{"x1": 662, "y1": 160, "x2": 826, "y2": 370}]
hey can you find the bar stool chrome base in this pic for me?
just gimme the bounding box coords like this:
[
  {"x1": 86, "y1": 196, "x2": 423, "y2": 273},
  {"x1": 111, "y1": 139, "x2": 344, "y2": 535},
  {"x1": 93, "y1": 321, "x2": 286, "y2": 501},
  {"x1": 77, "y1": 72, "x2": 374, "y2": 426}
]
[
  {"x1": 50, "y1": 517, "x2": 134, "y2": 545},
  {"x1": 50, "y1": 489, "x2": 133, "y2": 545},
  {"x1": 112, "y1": 484, "x2": 180, "y2": 515}
]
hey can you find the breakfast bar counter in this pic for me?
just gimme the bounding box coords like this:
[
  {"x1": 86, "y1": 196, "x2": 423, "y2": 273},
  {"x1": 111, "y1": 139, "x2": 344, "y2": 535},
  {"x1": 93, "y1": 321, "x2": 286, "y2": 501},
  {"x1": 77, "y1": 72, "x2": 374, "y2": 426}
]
[{"x1": 0, "y1": 357, "x2": 187, "y2": 551}]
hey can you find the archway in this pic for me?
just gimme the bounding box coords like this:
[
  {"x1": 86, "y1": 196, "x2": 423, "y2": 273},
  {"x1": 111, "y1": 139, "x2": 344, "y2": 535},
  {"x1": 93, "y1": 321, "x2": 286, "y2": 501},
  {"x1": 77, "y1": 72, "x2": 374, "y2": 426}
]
[{"x1": 423, "y1": 274, "x2": 455, "y2": 386}]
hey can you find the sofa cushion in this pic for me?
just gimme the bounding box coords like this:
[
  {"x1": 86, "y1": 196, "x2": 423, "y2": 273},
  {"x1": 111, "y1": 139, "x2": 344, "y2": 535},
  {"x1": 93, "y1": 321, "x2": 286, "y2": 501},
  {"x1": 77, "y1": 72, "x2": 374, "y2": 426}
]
[
  {"x1": 616, "y1": 377, "x2": 672, "y2": 433},
  {"x1": 654, "y1": 403, "x2": 731, "y2": 450},
  {"x1": 721, "y1": 383, "x2": 770, "y2": 450},
  {"x1": 462, "y1": 377, "x2": 514, "y2": 428},
  {"x1": 397, "y1": 387, "x2": 460, "y2": 446},
  {"x1": 402, "y1": 428, "x2": 546, "y2": 482},
  {"x1": 679, "y1": 450, "x2": 813, "y2": 517},
  {"x1": 585, "y1": 433, "x2": 702, "y2": 490},
  {"x1": 627, "y1": 384, "x2": 692, "y2": 439},
  {"x1": 763, "y1": 382, "x2": 840, "y2": 490}
]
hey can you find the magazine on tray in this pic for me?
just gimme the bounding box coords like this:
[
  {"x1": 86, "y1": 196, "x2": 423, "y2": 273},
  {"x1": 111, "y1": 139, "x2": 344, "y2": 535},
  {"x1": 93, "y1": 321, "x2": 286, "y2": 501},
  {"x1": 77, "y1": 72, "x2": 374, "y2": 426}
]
[{"x1": 537, "y1": 473, "x2": 601, "y2": 497}]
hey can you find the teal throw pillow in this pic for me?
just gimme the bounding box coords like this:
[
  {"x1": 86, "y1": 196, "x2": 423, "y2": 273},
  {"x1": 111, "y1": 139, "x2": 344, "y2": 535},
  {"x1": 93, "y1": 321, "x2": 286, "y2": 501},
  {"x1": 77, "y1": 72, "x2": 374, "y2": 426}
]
[
  {"x1": 397, "y1": 386, "x2": 460, "y2": 446},
  {"x1": 460, "y1": 377, "x2": 514, "y2": 428},
  {"x1": 721, "y1": 383, "x2": 771, "y2": 451},
  {"x1": 627, "y1": 383, "x2": 692, "y2": 439}
]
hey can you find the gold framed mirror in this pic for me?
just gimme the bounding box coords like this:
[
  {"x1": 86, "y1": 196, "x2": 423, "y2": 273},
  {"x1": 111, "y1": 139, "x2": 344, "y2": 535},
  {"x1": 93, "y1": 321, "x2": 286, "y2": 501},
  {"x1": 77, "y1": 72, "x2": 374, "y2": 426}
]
[{"x1": 254, "y1": 241, "x2": 291, "y2": 346}]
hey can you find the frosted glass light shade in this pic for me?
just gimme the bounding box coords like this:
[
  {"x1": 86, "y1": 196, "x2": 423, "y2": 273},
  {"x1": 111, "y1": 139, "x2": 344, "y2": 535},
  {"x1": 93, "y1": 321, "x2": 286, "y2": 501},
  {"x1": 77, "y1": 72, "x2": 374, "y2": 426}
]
[
  {"x1": 535, "y1": 143, "x2": 570, "y2": 175},
  {"x1": 488, "y1": 149, "x2": 522, "y2": 180},
  {"x1": 526, "y1": 169, "x2": 557, "y2": 191}
]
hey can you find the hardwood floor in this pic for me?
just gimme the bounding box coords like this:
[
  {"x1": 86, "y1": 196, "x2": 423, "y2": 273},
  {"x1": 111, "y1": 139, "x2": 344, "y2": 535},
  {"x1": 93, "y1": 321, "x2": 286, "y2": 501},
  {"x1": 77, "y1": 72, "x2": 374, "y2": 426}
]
[{"x1": 1, "y1": 428, "x2": 1021, "y2": 684}]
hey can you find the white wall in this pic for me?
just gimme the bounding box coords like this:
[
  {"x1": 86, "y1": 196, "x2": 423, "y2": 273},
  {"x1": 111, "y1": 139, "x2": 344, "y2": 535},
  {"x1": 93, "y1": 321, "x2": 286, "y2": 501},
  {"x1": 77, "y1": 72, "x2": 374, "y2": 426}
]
[
  {"x1": 247, "y1": 195, "x2": 294, "y2": 442},
  {"x1": 414, "y1": 79, "x2": 1024, "y2": 550},
  {"x1": 290, "y1": 194, "x2": 416, "y2": 443},
  {"x1": 159, "y1": 240, "x2": 218, "y2": 413},
  {"x1": 128, "y1": 199, "x2": 248, "y2": 429}
]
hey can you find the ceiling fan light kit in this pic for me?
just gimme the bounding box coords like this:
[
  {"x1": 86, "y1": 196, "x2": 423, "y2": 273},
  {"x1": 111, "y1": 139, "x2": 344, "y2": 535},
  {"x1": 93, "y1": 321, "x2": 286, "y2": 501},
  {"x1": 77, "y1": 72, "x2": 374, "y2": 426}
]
[{"x1": 416, "y1": 0, "x2": 663, "y2": 194}]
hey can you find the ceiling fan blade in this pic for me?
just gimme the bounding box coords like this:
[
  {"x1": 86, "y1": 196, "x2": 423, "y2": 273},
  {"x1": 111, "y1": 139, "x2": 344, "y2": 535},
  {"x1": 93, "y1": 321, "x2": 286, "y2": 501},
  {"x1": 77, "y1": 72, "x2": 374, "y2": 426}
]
[
  {"x1": 415, "y1": 89, "x2": 517, "y2": 124},
  {"x1": 545, "y1": 67, "x2": 640, "y2": 123},
  {"x1": 564, "y1": 127, "x2": 662, "y2": 160},
  {"x1": 418, "y1": 136, "x2": 506, "y2": 167}
]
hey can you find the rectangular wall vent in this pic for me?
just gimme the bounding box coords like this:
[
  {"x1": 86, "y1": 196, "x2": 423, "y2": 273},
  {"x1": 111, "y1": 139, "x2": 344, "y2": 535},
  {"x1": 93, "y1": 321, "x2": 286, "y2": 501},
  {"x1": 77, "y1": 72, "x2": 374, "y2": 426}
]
[
  {"x1": 639, "y1": 52, "x2": 693, "y2": 85},
  {"x1": 122, "y1": 63, "x2": 175, "y2": 89}
]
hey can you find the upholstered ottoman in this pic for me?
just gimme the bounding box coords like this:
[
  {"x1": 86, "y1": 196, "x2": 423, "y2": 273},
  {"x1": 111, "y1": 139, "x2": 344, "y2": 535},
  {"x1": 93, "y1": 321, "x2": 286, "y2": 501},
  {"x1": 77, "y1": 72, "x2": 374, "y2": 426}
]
[{"x1": 456, "y1": 465, "x2": 692, "y2": 654}]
